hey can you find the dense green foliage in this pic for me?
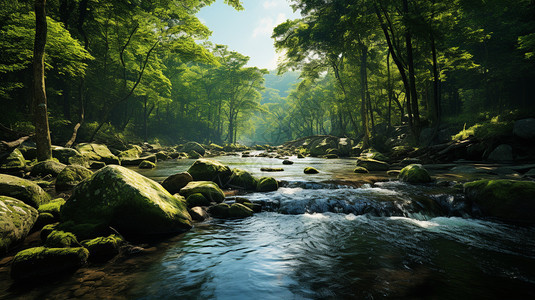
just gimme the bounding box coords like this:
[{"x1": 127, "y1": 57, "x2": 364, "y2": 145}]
[{"x1": 0, "y1": 0, "x2": 534, "y2": 147}]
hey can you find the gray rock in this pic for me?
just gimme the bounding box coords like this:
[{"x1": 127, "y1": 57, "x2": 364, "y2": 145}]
[
  {"x1": 513, "y1": 118, "x2": 535, "y2": 140},
  {"x1": 488, "y1": 144, "x2": 513, "y2": 163}
]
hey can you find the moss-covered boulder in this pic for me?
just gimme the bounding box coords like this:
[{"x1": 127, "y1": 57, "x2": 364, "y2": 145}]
[
  {"x1": 228, "y1": 203, "x2": 253, "y2": 218},
  {"x1": 161, "y1": 172, "x2": 193, "y2": 194},
  {"x1": 464, "y1": 179, "x2": 535, "y2": 224},
  {"x1": 0, "y1": 149, "x2": 26, "y2": 171},
  {"x1": 209, "y1": 143, "x2": 224, "y2": 151},
  {"x1": 56, "y1": 165, "x2": 93, "y2": 192},
  {"x1": 324, "y1": 153, "x2": 338, "y2": 159},
  {"x1": 81, "y1": 234, "x2": 123, "y2": 261},
  {"x1": 261, "y1": 167, "x2": 284, "y2": 172},
  {"x1": 121, "y1": 154, "x2": 157, "y2": 166},
  {"x1": 353, "y1": 166, "x2": 369, "y2": 174},
  {"x1": 61, "y1": 165, "x2": 192, "y2": 237},
  {"x1": 187, "y1": 159, "x2": 232, "y2": 187},
  {"x1": 0, "y1": 196, "x2": 38, "y2": 254},
  {"x1": 183, "y1": 142, "x2": 206, "y2": 156},
  {"x1": 309, "y1": 137, "x2": 338, "y2": 157},
  {"x1": 356, "y1": 158, "x2": 390, "y2": 171},
  {"x1": 398, "y1": 164, "x2": 432, "y2": 184},
  {"x1": 138, "y1": 160, "x2": 156, "y2": 169},
  {"x1": 179, "y1": 181, "x2": 225, "y2": 203},
  {"x1": 186, "y1": 193, "x2": 211, "y2": 208},
  {"x1": 187, "y1": 150, "x2": 202, "y2": 159},
  {"x1": 189, "y1": 206, "x2": 209, "y2": 221},
  {"x1": 44, "y1": 230, "x2": 80, "y2": 248},
  {"x1": 30, "y1": 160, "x2": 66, "y2": 177},
  {"x1": 256, "y1": 177, "x2": 278, "y2": 192},
  {"x1": 361, "y1": 148, "x2": 389, "y2": 162},
  {"x1": 52, "y1": 146, "x2": 82, "y2": 164},
  {"x1": 228, "y1": 168, "x2": 258, "y2": 190},
  {"x1": 304, "y1": 167, "x2": 319, "y2": 174},
  {"x1": 207, "y1": 203, "x2": 231, "y2": 218},
  {"x1": 33, "y1": 212, "x2": 56, "y2": 231},
  {"x1": 10, "y1": 247, "x2": 89, "y2": 280},
  {"x1": 117, "y1": 145, "x2": 143, "y2": 159},
  {"x1": 76, "y1": 143, "x2": 120, "y2": 165},
  {"x1": 41, "y1": 222, "x2": 110, "y2": 242},
  {"x1": 38, "y1": 198, "x2": 66, "y2": 218},
  {"x1": 0, "y1": 174, "x2": 51, "y2": 208},
  {"x1": 155, "y1": 151, "x2": 171, "y2": 161}
]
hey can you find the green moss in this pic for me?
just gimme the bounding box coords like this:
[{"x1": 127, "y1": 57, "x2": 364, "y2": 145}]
[
  {"x1": 118, "y1": 147, "x2": 142, "y2": 159},
  {"x1": 398, "y1": 164, "x2": 432, "y2": 184},
  {"x1": 186, "y1": 193, "x2": 210, "y2": 208},
  {"x1": 355, "y1": 158, "x2": 390, "y2": 171},
  {"x1": 38, "y1": 198, "x2": 66, "y2": 218},
  {"x1": 228, "y1": 203, "x2": 253, "y2": 218},
  {"x1": 207, "y1": 203, "x2": 231, "y2": 218},
  {"x1": 256, "y1": 177, "x2": 278, "y2": 192},
  {"x1": 452, "y1": 121, "x2": 513, "y2": 141},
  {"x1": 0, "y1": 174, "x2": 51, "y2": 208},
  {"x1": 81, "y1": 234, "x2": 123, "y2": 261},
  {"x1": 187, "y1": 159, "x2": 232, "y2": 185},
  {"x1": 138, "y1": 160, "x2": 156, "y2": 169},
  {"x1": 56, "y1": 222, "x2": 109, "y2": 241},
  {"x1": 304, "y1": 167, "x2": 319, "y2": 174},
  {"x1": 33, "y1": 212, "x2": 56, "y2": 230},
  {"x1": 0, "y1": 196, "x2": 38, "y2": 254},
  {"x1": 56, "y1": 165, "x2": 93, "y2": 192},
  {"x1": 353, "y1": 167, "x2": 369, "y2": 174},
  {"x1": 44, "y1": 230, "x2": 80, "y2": 248},
  {"x1": 180, "y1": 181, "x2": 225, "y2": 203},
  {"x1": 228, "y1": 168, "x2": 258, "y2": 190},
  {"x1": 11, "y1": 246, "x2": 89, "y2": 280},
  {"x1": 0, "y1": 149, "x2": 26, "y2": 170},
  {"x1": 30, "y1": 160, "x2": 66, "y2": 177}
]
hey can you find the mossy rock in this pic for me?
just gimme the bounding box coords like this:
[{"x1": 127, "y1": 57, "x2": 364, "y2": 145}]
[
  {"x1": 42, "y1": 222, "x2": 110, "y2": 242},
  {"x1": 30, "y1": 160, "x2": 66, "y2": 177},
  {"x1": 183, "y1": 142, "x2": 206, "y2": 156},
  {"x1": 117, "y1": 145, "x2": 143, "y2": 159},
  {"x1": 0, "y1": 174, "x2": 51, "y2": 208},
  {"x1": 398, "y1": 164, "x2": 432, "y2": 184},
  {"x1": 362, "y1": 148, "x2": 389, "y2": 162},
  {"x1": 44, "y1": 230, "x2": 80, "y2": 248},
  {"x1": 138, "y1": 160, "x2": 156, "y2": 169},
  {"x1": 228, "y1": 203, "x2": 253, "y2": 218},
  {"x1": 161, "y1": 172, "x2": 193, "y2": 194},
  {"x1": 304, "y1": 167, "x2": 319, "y2": 174},
  {"x1": 309, "y1": 137, "x2": 338, "y2": 157},
  {"x1": 187, "y1": 159, "x2": 232, "y2": 187},
  {"x1": 0, "y1": 196, "x2": 38, "y2": 254},
  {"x1": 187, "y1": 150, "x2": 202, "y2": 159},
  {"x1": 282, "y1": 160, "x2": 294, "y2": 165},
  {"x1": 52, "y1": 147, "x2": 82, "y2": 164},
  {"x1": 207, "y1": 203, "x2": 231, "y2": 218},
  {"x1": 261, "y1": 167, "x2": 284, "y2": 172},
  {"x1": 464, "y1": 179, "x2": 535, "y2": 224},
  {"x1": 209, "y1": 143, "x2": 224, "y2": 151},
  {"x1": 0, "y1": 149, "x2": 26, "y2": 171},
  {"x1": 81, "y1": 234, "x2": 123, "y2": 261},
  {"x1": 256, "y1": 177, "x2": 278, "y2": 192},
  {"x1": 10, "y1": 247, "x2": 89, "y2": 280},
  {"x1": 186, "y1": 193, "x2": 211, "y2": 208},
  {"x1": 121, "y1": 154, "x2": 157, "y2": 166},
  {"x1": 33, "y1": 213, "x2": 56, "y2": 231},
  {"x1": 155, "y1": 151, "x2": 171, "y2": 160},
  {"x1": 241, "y1": 201, "x2": 262, "y2": 213},
  {"x1": 324, "y1": 154, "x2": 338, "y2": 159},
  {"x1": 56, "y1": 165, "x2": 93, "y2": 192},
  {"x1": 356, "y1": 158, "x2": 390, "y2": 171},
  {"x1": 76, "y1": 143, "x2": 120, "y2": 165},
  {"x1": 189, "y1": 206, "x2": 209, "y2": 221},
  {"x1": 353, "y1": 167, "x2": 369, "y2": 174},
  {"x1": 179, "y1": 181, "x2": 225, "y2": 203},
  {"x1": 38, "y1": 198, "x2": 66, "y2": 218},
  {"x1": 89, "y1": 161, "x2": 106, "y2": 169},
  {"x1": 61, "y1": 165, "x2": 192, "y2": 237},
  {"x1": 228, "y1": 168, "x2": 258, "y2": 191}
]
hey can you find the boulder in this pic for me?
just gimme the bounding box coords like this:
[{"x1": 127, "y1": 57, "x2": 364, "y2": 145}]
[
  {"x1": 356, "y1": 158, "x2": 390, "y2": 171},
  {"x1": 487, "y1": 144, "x2": 513, "y2": 163},
  {"x1": 209, "y1": 143, "x2": 224, "y2": 151},
  {"x1": 0, "y1": 196, "x2": 38, "y2": 254},
  {"x1": 256, "y1": 177, "x2": 278, "y2": 192},
  {"x1": 207, "y1": 203, "x2": 253, "y2": 219},
  {"x1": 179, "y1": 181, "x2": 225, "y2": 203},
  {"x1": 186, "y1": 193, "x2": 211, "y2": 208},
  {"x1": 324, "y1": 154, "x2": 338, "y2": 159},
  {"x1": 30, "y1": 160, "x2": 66, "y2": 177},
  {"x1": 52, "y1": 146, "x2": 82, "y2": 164},
  {"x1": 398, "y1": 164, "x2": 432, "y2": 184},
  {"x1": 304, "y1": 167, "x2": 319, "y2": 174},
  {"x1": 10, "y1": 247, "x2": 89, "y2": 280},
  {"x1": 89, "y1": 161, "x2": 106, "y2": 169},
  {"x1": 309, "y1": 137, "x2": 338, "y2": 157},
  {"x1": 138, "y1": 160, "x2": 156, "y2": 169},
  {"x1": 183, "y1": 142, "x2": 206, "y2": 156},
  {"x1": 464, "y1": 179, "x2": 535, "y2": 224},
  {"x1": 56, "y1": 165, "x2": 93, "y2": 192},
  {"x1": 282, "y1": 160, "x2": 294, "y2": 165},
  {"x1": 361, "y1": 148, "x2": 389, "y2": 162},
  {"x1": 81, "y1": 234, "x2": 123, "y2": 261},
  {"x1": 33, "y1": 213, "x2": 56, "y2": 231},
  {"x1": 187, "y1": 150, "x2": 202, "y2": 159},
  {"x1": 38, "y1": 198, "x2": 66, "y2": 218},
  {"x1": 187, "y1": 159, "x2": 232, "y2": 187},
  {"x1": 0, "y1": 174, "x2": 51, "y2": 208},
  {"x1": 189, "y1": 206, "x2": 209, "y2": 221},
  {"x1": 117, "y1": 146, "x2": 143, "y2": 159},
  {"x1": 75, "y1": 143, "x2": 120, "y2": 165},
  {"x1": 513, "y1": 118, "x2": 535, "y2": 140},
  {"x1": 228, "y1": 168, "x2": 258, "y2": 190},
  {"x1": 44, "y1": 230, "x2": 80, "y2": 248},
  {"x1": 207, "y1": 203, "x2": 231, "y2": 218},
  {"x1": 353, "y1": 167, "x2": 369, "y2": 174},
  {"x1": 338, "y1": 138, "x2": 352, "y2": 157},
  {"x1": 260, "y1": 167, "x2": 284, "y2": 172},
  {"x1": 161, "y1": 172, "x2": 193, "y2": 194},
  {"x1": 0, "y1": 149, "x2": 26, "y2": 171},
  {"x1": 121, "y1": 154, "x2": 157, "y2": 166},
  {"x1": 43, "y1": 222, "x2": 111, "y2": 242},
  {"x1": 61, "y1": 165, "x2": 192, "y2": 236},
  {"x1": 155, "y1": 151, "x2": 171, "y2": 160}
]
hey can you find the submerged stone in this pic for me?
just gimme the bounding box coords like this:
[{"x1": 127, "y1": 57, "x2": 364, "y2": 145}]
[{"x1": 61, "y1": 165, "x2": 192, "y2": 237}]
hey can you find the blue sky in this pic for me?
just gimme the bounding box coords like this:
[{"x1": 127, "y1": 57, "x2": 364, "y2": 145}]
[{"x1": 197, "y1": 0, "x2": 300, "y2": 70}]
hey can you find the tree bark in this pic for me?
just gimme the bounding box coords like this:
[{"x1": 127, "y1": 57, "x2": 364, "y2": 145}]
[
  {"x1": 403, "y1": 0, "x2": 421, "y2": 137},
  {"x1": 360, "y1": 44, "x2": 370, "y2": 148},
  {"x1": 33, "y1": 0, "x2": 52, "y2": 161}
]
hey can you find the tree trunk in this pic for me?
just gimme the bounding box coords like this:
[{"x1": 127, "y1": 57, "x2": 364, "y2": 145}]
[
  {"x1": 387, "y1": 51, "x2": 393, "y2": 130},
  {"x1": 33, "y1": 0, "x2": 52, "y2": 161},
  {"x1": 360, "y1": 44, "x2": 370, "y2": 148},
  {"x1": 431, "y1": 34, "x2": 441, "y2": 126},
  {"x1": 403, "y1": 0, "x2": 421, "y2": 138}
]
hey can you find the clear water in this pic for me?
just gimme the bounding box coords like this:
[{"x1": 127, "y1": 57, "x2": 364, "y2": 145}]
[{"x1": 127, "y1": 156, "x2": 535, "y2": 299}]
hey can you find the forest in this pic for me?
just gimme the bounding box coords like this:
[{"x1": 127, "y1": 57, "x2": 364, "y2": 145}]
[{"x1": 1, "y1": 0, "x2": 535, "y2": 299}]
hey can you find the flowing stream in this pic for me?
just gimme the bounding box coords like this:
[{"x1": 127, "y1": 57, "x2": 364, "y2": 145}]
[{"x1": 128, "y1": 156, "x2": 535, "y2": 299}]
